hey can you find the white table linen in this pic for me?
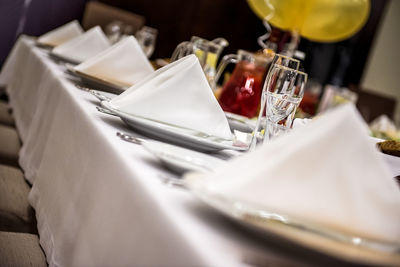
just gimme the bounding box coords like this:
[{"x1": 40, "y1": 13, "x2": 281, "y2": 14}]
[{"x1": 1, "y1": 36, "x2": 318, "y2": 267}]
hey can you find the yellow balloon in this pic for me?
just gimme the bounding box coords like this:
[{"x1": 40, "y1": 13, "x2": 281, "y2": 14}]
[{"x1": 247, "y1": 0, "x2": 370, "y2": 42}]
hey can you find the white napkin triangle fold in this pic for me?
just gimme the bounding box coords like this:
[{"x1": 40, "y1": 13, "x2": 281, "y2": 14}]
[
  {"x1": 187, "y1": 104, "x2": 400, "y2": 243},
  {"x1": 37, "y1": 20, "x2": 83, "y2": 47},
  {"x1": 73, "y1": 36, "x2": 154, "y2": 88},
  {"x1": 110, "y1": 55, "x2": 232, "y2": 140},
  {"x1": 52, "y1": 26, "x2": 111, "y2": 64}
]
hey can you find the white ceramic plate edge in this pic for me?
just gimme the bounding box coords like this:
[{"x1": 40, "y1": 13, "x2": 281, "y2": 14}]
[
  {"x1": 101, "y1": 101, "x2": 248, "y2": 152},
  {"x1": 184, "y1": 174, "x2": 400, "y2": 266},
  {"x1": 142, "y1": 140, "x2": 225, "y2": 173}
]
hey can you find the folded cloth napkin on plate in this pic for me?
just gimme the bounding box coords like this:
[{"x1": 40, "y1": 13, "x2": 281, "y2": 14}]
[
  {"x1": 37, "y1": 20, "x2": 83, "y2": 47},
  {"x1": 109, "y1": 54, "x2": 232, "y2": 140},
  {"x1": 73, "y1": 36, "x2": 154, "y2": 88},
  {"x1": 294, "y1": 118, "x2": 400, "y2": 178},
  {"x1": 292, "y1": 118, "x2": 312, "y2": 129},
  {"x1": 51, "y1": 26, "x2": 111, "y2": 64},
  {"x1": 186, "y1": 104, "x2": 400, "y2": 243}
]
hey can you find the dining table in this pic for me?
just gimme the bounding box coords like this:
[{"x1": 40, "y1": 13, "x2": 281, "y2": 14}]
[{"x1": 0, "y1": 35, "x2": 392, "y2": 267}]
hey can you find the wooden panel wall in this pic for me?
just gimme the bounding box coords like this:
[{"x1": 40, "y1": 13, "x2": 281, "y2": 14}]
[{"x1": 99, "y1": 0, "x2": 266, "y2": 58}]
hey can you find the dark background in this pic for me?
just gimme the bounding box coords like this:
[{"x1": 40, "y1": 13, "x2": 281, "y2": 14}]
[
  {"x1": 0, "y1": 0, "x2": 389, "y2": 86},
  {"x1": 0, "y1": 0, "x2": 394, "y2": 121},
  {"x1": 99, "y1": 0, "x2": 389, "y2": 88}
]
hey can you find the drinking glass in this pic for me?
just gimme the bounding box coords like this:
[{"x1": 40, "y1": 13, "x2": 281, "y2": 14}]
[
  {"x1": 135, "y1": 26, "x2": 158, "y2": 58},
  {"x1": 317, "y1": 85, "x2": 358, "y2": 114},
  {"x1": 249, "y1": 54, "x2": 300, "y2": 149},
  {"x1": 264, "y1": 66, "x2": 307, "y2": 141},
  {"x1": 105, "y1": 20, "x2": 124, "y2": 44},
  {"x1": 170, "y1": 36, "x2": 228, "y2": 89}
]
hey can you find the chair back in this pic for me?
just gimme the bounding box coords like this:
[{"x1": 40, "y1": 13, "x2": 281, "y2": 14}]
[{"x1": 82, "y1": 1, "x2": 145, "y2": 34}]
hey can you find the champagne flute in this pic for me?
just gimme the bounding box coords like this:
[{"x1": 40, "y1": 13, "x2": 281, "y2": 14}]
[
  {"x1": 264, "y1": 65, "x2": 307, "y2": 141},
  {"x1": 249, "y1": 54, "x2": 300, "y2": 150}
]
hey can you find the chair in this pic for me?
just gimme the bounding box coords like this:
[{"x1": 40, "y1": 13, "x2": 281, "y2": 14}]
[
  {"x1": 0, "y1": 124, "x2": 20, "y2": 167},
  {"x1": 82, "y1": 1, "x2": 145, "y2": 34},
  {"x1": 0, "y1": 102, "x2": 15, "y2": 127},
  {"x1": 0, "y1": 231, "x2": 47, "y2": 267},
  {"x1": 0, "y1": 164, "x2": 36, "y2": 234}
]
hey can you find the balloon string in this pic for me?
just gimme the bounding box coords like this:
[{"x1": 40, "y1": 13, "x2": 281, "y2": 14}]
[{"x1": 257, "y1": 19, "x2": 272, "y2": 49}]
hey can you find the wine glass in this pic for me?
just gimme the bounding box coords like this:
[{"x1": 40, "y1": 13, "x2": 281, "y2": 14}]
[
  {"x1": 135, "y1": 26, "x2": 158, "y2": 58},
  {"x1": 105, "y1": 20, "x2": 124, "y2": 44},
  {"x1": 249, "y1": 54, "x2": 300, "y2": 150}
]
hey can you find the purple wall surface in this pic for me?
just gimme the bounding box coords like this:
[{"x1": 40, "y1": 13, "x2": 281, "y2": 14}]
[
  {"x1": 0, "y1": 0, "x2": 88, "y2": 67},
  {"x1": 0, "y1": 0, "x2": 26, "y2": 66},
  {"x1": 23, "y1": 0, "x2": 88, "y2": 36}
]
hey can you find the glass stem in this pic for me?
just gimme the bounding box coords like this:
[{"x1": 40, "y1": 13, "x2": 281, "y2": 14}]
[{"x1": 249, "y1": 92, "x2": 267, "y2": 151}]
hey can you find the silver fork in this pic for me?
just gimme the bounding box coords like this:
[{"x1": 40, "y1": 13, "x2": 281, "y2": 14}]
[
  {"x1": 158, "y1": 174, "x2": 187, "y2": 188},
  {"x1": 116, "y1": 132, "x2": 145, "y2": 145}
]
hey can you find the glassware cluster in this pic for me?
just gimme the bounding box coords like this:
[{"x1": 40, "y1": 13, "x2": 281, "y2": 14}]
[
  {"x1": 170, "y1": 36, "x2": 308, "y2": 150},
  {"x1": 250, "y1": 54, "x2": 307, "y2": 149},
  {"x1": 171, "y1": 36, "x2": 228, "y2": 89}
]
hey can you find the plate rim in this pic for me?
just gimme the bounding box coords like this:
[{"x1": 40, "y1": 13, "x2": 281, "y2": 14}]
[
  {"x1": 142, "y1": 140, "x2": 225, "y2": 173},
  {"x1": 101, "y1": 101, "x2": 248, "y2": 152},
  {"x1": 73, "y1": 69, "x2": 129, "y2": 93},
  {"x1": 35, "y1": 40, "x2": 56, "y2": 50},
  {"x1": 185, "y1": 175, "x2": 400, "y2": 266}
]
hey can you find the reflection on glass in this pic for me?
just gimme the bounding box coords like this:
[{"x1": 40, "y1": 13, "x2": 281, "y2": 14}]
[{"x1": 171, "y1": 36, "x2": 228, "y2": 90}]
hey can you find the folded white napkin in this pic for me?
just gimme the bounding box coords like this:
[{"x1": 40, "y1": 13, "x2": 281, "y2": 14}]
[
  {"x1": 51, "y1": 26, "x2": 111, "y2": 64},
  {"x1": 109, "y1": 55, "x2": 232, "y2": 140},
  {"x1": 293, "y1": 118, "x2": 400, "y2": 177},
  {"x1": 73, "y1": 36, "x2": 154, "y2": 88},
  {"x1": 37, "y1": 20, "x2": 83, "y2": 47},
  {"x1": 187, "y1": 104, "x2": 400, "y2": 243},
  {"x1": 292, "y1": 118, "x2": 312, "y2": 129}
]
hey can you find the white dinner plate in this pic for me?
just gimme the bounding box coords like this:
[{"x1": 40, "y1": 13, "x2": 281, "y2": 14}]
[
  {"x1": 225, "y1": 112, "x2": 256, "y2": 133},
  {"x1": 142, "y1": 140, "x2": 225, "y2": 173},
  {"x1": 101, "y1": 101, "x2": 249, "y2": 152},
  {"x1": 185, "y1": 173, "x2": 400, "y2": 266},
  {"x1": 95, "y1": 93, "x2": 255, "y2": 134},
  {"x1": 69, "y1": 68, "x2": 128, "y2": 94}
]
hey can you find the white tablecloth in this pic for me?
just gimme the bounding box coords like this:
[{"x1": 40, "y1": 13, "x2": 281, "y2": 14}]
[{"x1": 1, "y1": 36, "x2": 336, "y2": 267}]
